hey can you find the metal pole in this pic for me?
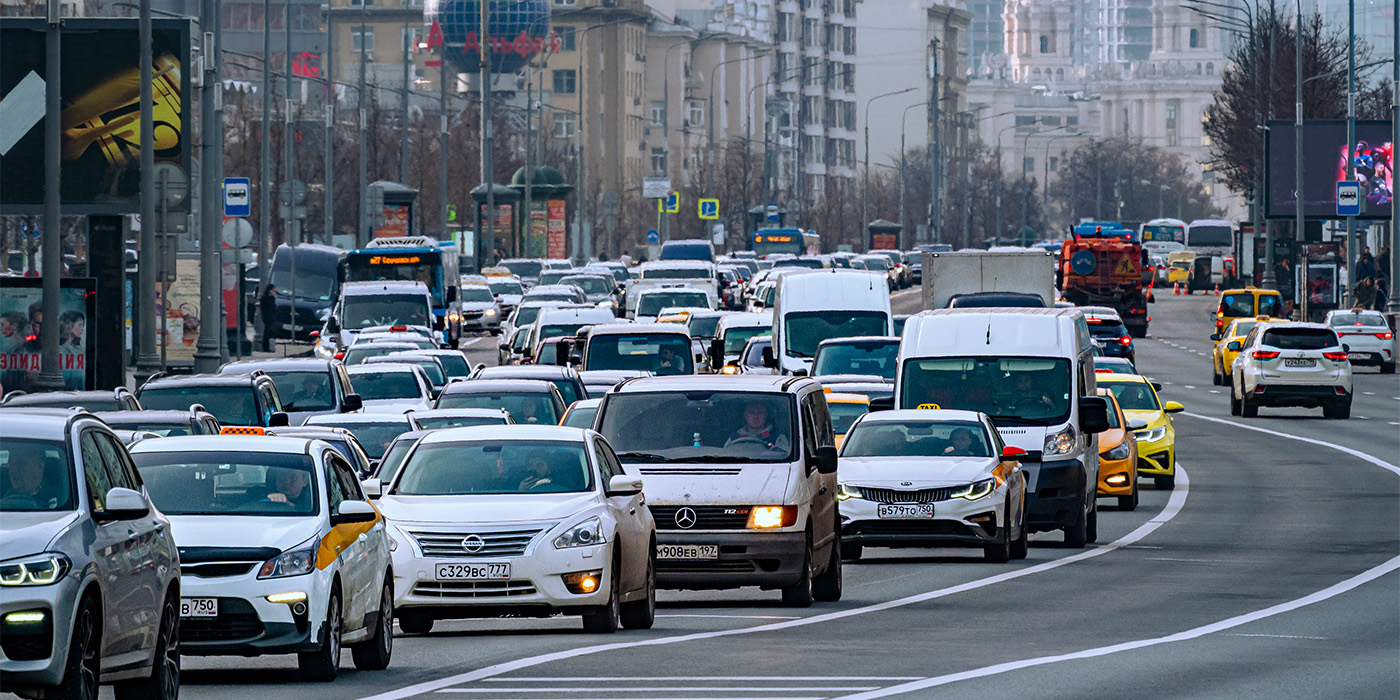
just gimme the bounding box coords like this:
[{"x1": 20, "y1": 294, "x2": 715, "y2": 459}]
[
  {"x1": 929, "y1": 38, "x2": 940, "y2": 244},
  {"x1": 135, "y1": 0, "x2": 161, "y2": 378},
  {"x1": 862, "y1": 87, "x2": 915, "y2": 249},
  {"x1": 1343, "y1": 0, "x2": 1356, "y2": 307},
  {"x1": 524, "y1": 65, "x2": 533, "y2": 257},
  {"x1": 1295, "y1": 0, "x2": 1306, "y2": 321},
  {"x1": 194, "y1": 0, "x2": 223, "y2": 373},
  {"x1": 401, "y1": 21, "x2": 411, "y2": 183},
  {"x1": 1262, "y1": 0, "x2": 1277, "y2": 290},
  {"x1": 440, "y1": 63, "x2": 449, "y2": 242},
  {"x1": 286, "y1": 0, "x2": 298, "y2": 349},
  {"x1": 357, "y1": 9, "x2": 368, "y2": 247},
  {"x1": 216, "y1": 0, "x2": 227, "y2": 364},
  {"x1": 325, "y1": 22, "x2": 334, "y2": 245},
  {"x1": 36, "y1": 0, "x2": 64, "y2": 390},
  {"x1": 1391, "y1": 0, "x2": 1400, "y2": 313},
  {"x1": 482, "y1": 0, "x2": 495, "y2": 262},
  {"x1": 260, "y1": 0, "x2": 271, "y2": 274}
]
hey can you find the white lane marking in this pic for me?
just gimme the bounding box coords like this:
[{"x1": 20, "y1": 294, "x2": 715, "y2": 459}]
[
  {"x1": 1181, "y1": 413, "x2": 1399, "y2": 473},
  {"x1": 356, "y1": 472, "x2": 1192, "y2": 700},
  {"x1": 1227, "y1": 633, "x2": 1329, "y2": 640},
  {"x1": 460, "y1": 336, "x2": 488, "y2": 347},
  {"x1": 436, "y1": 697, "x2": 828, "y2": 700},
  {"x1": 1208, "y1": 390, "x2": 1220, "y2": 394},
  {"x1": 438, "y1": 688, "x2": 877, "y2": 693},
  {"x1": 1184, "y1": 385, "x2": 1196, "y2": 389},
  {"x1": 833, "y1": 556, "x2": 1400, "y2": 700},
  {"x1": 1364, "y1": 392, "x2": 1375, "y2": 395},
  {"x1": 656, "y1": 614, "x2": 800, "y2": 620},
  {"x1": 483, "y1": 679, "x2": 924, "y2": 683},
  {"x1": 1357, "y1": 416, "x2": 1369, "y2": 420}
]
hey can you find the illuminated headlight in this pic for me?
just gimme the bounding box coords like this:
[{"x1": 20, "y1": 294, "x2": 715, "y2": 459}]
[
  {"x1": 314, "y1": 341, "x2": 334, "y2": 358},
  {"x1": 448, "y1": 313, "x2": 461, "y2": 322},
  {"x1": 949, "y1": 479, "x2": 995, "y2": 501},
  {"x1": 836, "y1": 483, "x2": 862, "y2": 501},
  {"x1": 1102, "y1": 440, "x2": 1132, "y2": 461},
  {"x1": 553, "y1": 516, "x2": 606, "y2": 549},
  {"x1": 1043, "y1": 425, "x2": 1078, "y2": 457},
  {"x1": 257, "y1": 537, "x2": 317, "y2": 579},
  {"x1": 1105, "y1": 473, "x2": 1130, "y2": 486},
  {"x1": 484, "y1": 308, "x2": 497, "y2": 316},
  {"x1": 747, "y1": 505, "x2": 797, "y2": 529},
  {"x1": 0, "y1": 554, "x2": 70, "y2": 587},
  {"x1": 1134, "y1": 427, "x2": 1166, "y2": 443}
]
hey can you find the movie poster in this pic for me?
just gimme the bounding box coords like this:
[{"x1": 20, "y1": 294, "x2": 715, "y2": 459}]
[
  {"x1": 0, "y1": 279, "x2": 96, "y2": 394},
  {"x1": 160, "y1": 257, "x2": 202, "y2": 365}
]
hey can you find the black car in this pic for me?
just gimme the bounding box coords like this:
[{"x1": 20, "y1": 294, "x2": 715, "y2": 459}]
[
  {"x1": 220, "y1": 357, "x2": 362, "y2": 424},
  {"x1": 1084, "y1": 312, "x2": 1136, "y2": 363},
  {"x1": 137, "y1": 371, "x2": 289, "y2": 428},
  {"x1": 99, "y1": 406, "x2": 222, "y2": 436},
  {"x1": 0, "y1": 387, "x2": 141, "y2": 413}
]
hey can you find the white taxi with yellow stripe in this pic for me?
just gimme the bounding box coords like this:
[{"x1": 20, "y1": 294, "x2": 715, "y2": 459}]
[{"x1": 128, "y1": 433, "x2": 394, "y2": 682}]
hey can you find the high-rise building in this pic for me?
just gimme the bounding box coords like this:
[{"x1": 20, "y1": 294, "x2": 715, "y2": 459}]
[{"x1": 772, "y1": 0, "x2": 857, "y2": 206}]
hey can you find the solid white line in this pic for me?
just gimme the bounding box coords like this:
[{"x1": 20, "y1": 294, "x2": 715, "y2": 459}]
[
  {"x1": 1227, "y1": 633, "x2": 1329, "y2": 640},
  {"x1": 461, "y1": 336, "x2": 488, "y2": 347},
  {"x1": 482, "y1": 679, "x2": 922, "y2": 683},
  {"x1": 355, "y1": 471, "x2": 1192, "y2": 700},
  {"x1": 437, "y1": 688, "x2": 876, "y2": 693},
  {"x1": 434, "y1": 697, "x2": 828, "y2": 700},
  {"x1": 1181, "y1": 412, "x2": 1399, "y2": 474},
  {"x1": 655, "y1": 614, "x2": 801, "y2": 620}
]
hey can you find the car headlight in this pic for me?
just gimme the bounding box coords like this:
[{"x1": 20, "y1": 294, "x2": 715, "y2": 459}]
[
  {"x1": 1102, "y1": 440, "x2": 1132, "y2": 460},
  {"x1": 0, "y1": 553, "x2": 71, "y2": 587},
  {"x1": 1043, "y1": 425, "x2": 1078, "y2": 457},
  {"x1": 553, "y1": 516, "x2": 606, "y2": 549},
  {"x1": 1134, "y1": 427, "x2": 1166, "y2": 443},
  {"x1": 314, "y1": 341, "x2": 334, "y2": 359},
  {"x1": 747, "y1": 505, "x2": 798, "y2": 528},
  {"x1": 257, "y1": 537, "x2": 317, "y2": 579},
  {"x1": 485, "y1": 308, "x2": 498, "y2": 317},
  {"x1": 949, "y1": 478, "x2": 995, "y2": 501},
  {"x1": 836, "y1": 483, "x2": 862, "y2": 501},
  {"x1": 316, "y1": 308, "x2": 331, "y2": 321}
]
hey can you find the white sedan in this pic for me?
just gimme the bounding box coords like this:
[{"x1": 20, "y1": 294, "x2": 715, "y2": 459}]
[
  {"x1": 368, "y1": 426, "x2": 656, "y2": 633},
  {"x1": 347, "y1": 363, "x2": 434, "y2": 413},
  {"x1": 835, "y1": 410, "x2": 1029, "y2": 563},
  {"x1": 1324, "y1": 309, "x2": 1396, "y2": 373}
]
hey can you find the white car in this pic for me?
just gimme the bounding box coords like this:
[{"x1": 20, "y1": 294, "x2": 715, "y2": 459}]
[
  {"x1": 835, "y1": 410, "x2": 1029, "y2": 562},
  {"x1": 457, "y1": 285, "x2": 503, "y2": 334},
  {"x1": 368, "y1": 426, "x2": 656, "y2": 634},
  {"x1": 129, "y1": 435, "x2": 394, "y2": 682},
  {"x1": 347, "y1": 363, "x2": 434, "y2": 413},
  {"x1": 1324, "y1": 309, "x2": 1396, "y2": 373},
  {"x1": 1231, "y1": 321, "x2": 1354, "y2": 419}
]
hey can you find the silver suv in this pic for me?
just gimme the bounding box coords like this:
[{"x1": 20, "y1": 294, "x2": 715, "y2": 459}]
[{"x1": 0, "y1": 408, "x2": 181, "y2": 700}]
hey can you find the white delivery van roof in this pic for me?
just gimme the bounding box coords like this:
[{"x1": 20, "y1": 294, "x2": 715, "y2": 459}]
[
  {"x1": 776, "y1": 269, "x2": 890, "y2": 312},
  {"x1": 341, "y1": 280, "x2": 430, "y2": 297},
  {"x1": 536, "y1": 306, "x2": 618, "y2": 326},
  {"x1": 587, "y1": 323, "x2": 691, "y2": 339},
  {"x1": 900, "y1": 308, "x2": 1085, "y2": 360}
]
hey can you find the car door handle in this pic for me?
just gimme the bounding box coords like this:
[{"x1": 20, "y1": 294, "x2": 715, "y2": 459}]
[{"x1": 819, "y1": 486, "x2": 828, "y2": 495}]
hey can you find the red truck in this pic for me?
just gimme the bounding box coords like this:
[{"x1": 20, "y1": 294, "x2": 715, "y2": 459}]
[{"x1": 1058, "y1": 225, "x2": 1151, "y2": 337}]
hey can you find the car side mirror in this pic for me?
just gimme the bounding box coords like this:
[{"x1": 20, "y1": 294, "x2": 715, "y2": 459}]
[
  {"x1": 868, "y1": 396, "x2": 895, "y2": 412},
  {"x1": 1209, "y1": 333, "x2": 1221, "y2": 341},
  {"x1": 268, "y1": 412, "x2": 290, "y2": 427},
  {"x1": 309, "y1": 330, "x2": 320, "y2": 339},
  {"x1": 331, "y1": 500, "x2": 377, "y2": 525},
  {"x1": 98, "y1": 487, "x2": 150, "y2": 521},
  {"x1": 1127, "y1": 418, "x2": 1149, "y2": 431},
  {"x1": 812, "y1": 445, "x2": 839, "y2": 474},
  {"x1": 1150, "y1": 381, "x2": 1163, "y2": 392},
  {"x1": 606, "y1": 475, "x2": 644, "y2": 496},
  {"x1": 327, "y1": 317, "x2": 341, "y2": 332},
  {"x1": 1078, "y1": 396, "x2": 1111, "y2": 433},
  {"x1": 360, "y1": 478, "x2": 383, "y2": 499},
  {"x1": 1226, "y1": 341, "x2": 1242, "y2": 351},
  {"x1": 1163, "y1": 401, "x2": 1185, "y2": 414},
  {"x1": 341, "y1": 393, "x2": 363, "y2": 412},
  {"x1": 709, "y1": 338, "x2": 724, "y2": 371},
  {"x1": 1000, "y1": 446, "x2": 1027, "y2": 461},
  {"x1": 791, "y1": 368, "x2": 808, "y2": 377},
  {"x1": 760, "y1": 346, "x2": 776, "y2": 369},
  {"x1": 556, "y1": 339, "x2": 573, "y2": 366}
]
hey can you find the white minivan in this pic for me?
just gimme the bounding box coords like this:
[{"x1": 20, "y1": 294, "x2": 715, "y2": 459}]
[
  {"x1": 771, "y1": 270, "x2": 893, "y2": 375},
  {"x1": 893, "y1": 308, "x2": 1111, "y2": 547}
]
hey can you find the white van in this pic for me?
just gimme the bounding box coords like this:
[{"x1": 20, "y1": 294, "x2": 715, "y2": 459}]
[
  {"x1": 531, "y1": 305, "x2": 619, "y2": 359},
  {"x1": 893, "y1": 308, "x2": 1111, "y2": 546},
  {"x1": 569, "y1": 323, "x2": 696, "y2": 376},
  {"x1": 319, "y1": 281, "x2": 436, "y2": 357},
  {"x1": 627, "y1": 261, "x2": 718, "y2": 315},
  {"x1": 771, "y1": 270, "x2": 892, "y2": 375}
]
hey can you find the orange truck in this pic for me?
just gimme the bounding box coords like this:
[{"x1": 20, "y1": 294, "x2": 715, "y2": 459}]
[{"x1": 1058, "y1": 224, "x2": 1151, "y2": 337}]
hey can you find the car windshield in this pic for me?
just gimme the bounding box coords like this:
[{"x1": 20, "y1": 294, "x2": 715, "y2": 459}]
[
  {"x1": 489, "y1": 280, "x2": 524, "y2": 295},
  {"x1": 783, "y1": 311, "x2": 889, "y2": 358},
  {"x1": 539, "y1": 323, "x2": 585, "y2": 341},
  {"x1": 587, "y1": 334, "x2": 693, "y2": 375},
  {"x1": 1257, "y1": 295, "x2": 1282, "y2": 317},
  {"x1": 436, "y1": 392, "x2": 560, "y2": 424},
  {"x1": 265, "y1": 371, "x2": 335, "y2": 412},
  {"x1": 1330, "y1": 312, "x2": 1386, "y2": 328},
  {"x1": 1229, "y1": 322, "x2": 1258, "y2": 338},
  {"x1": 561, "y1": 404, "x2": 599, "y2": 428},
  {"x1": 539, "y1": 271, "x2": 570, "y2": 286},
  {"x1": 103, "y1": 421, "x2": 195, "y2": 436},
  {"x1": 461, "y1": 287, "x2": 495, "y2": 303},
  {"x1": 134, "y1": 452, "x2": 319, "y2": 516},
  {"x1": 413, "y1": 415, "x2": 508, "y2": 430},
  {"x1": 430, "y1": 353, "x2": 470, "y2": 378},
  {"x1": 1106, "y1": 382, "x2": 1161, "y2": 411},
  {"x1": 643, "y1": 268, "x2": 709, "y2": 279},
  {"x1": 899, "y1": 356, "x2": 1073, "y2": 425},
  {"x1": 376, "y1": 439, "x2": 416, "y2": 482},
  {"x1": 342, "y1": 296, "x2": 428, "y2": 329},
  {"x1": 501, "y1": 260, "x2": 544, "y2": 278},
  {"x1": 562, "y1": 276, "x2": 612, "y2": 295},
  {"x1": 599, "y1": 391, "x2": 795, "y2": 463},
  {"x1": 307, "y1": 420, "x2": 409, "y2": 459},
  {"x1": 860, "y1": 257, "x2": 890, "y2": 270},
  {"x1": 526, "y1": 293, "x2": 576, "y2": 303},
  {"x1": 270, "y1": 267, "x2": 336, "y2": 301},
  {"x1": 723, "y1": 326, "x2": 770, "y2": 354},
  {"x1": 827, "y1": 402, "x2": 869, "y2": 434},
  {"x1": 141, "y1": 386, "x2": 262, "y2": 427},
  {"x1": 842, "y1": 420, "x2": 992, "y2": 458},
  {"x1": 1103, "y1": 399, "x2": 1122, "y2": 428},
  {"x1": 742, "y1": 337, "x2": 771, "y2": 367},
  {"x1": 397, "y1": 440, "x2": 593, "y2": 495},
  {"x1": 514, "y1": 306, "x2": 546, "y2": 326},
  {"x1": 400, "y1": 361, "x2": 446, "y2": 387},
  {"x1": 350, "y1": 371, "x2": 422, "y2": 400},
  {"x1": 1262, "y1": 328, "x2": 1338, "y2": 350},
  {"x1": 812, "y1": 340, "x2": 899, "y2": 379},
  {"x1": 638, "y1": 293, "x2": 709, "y2": 317},
  {"x1": 1219, "y1": 294, "x2": 1255, "y2": 317},
  {"x1": 343, "y1": 344, "x2": 414, "y2": 365},
  {"x1": 0, "y1": 439, "x2": 75, "y2": 512},
  {"x1": 687, "y1": 315, "x2": 722, "y2": 339}
]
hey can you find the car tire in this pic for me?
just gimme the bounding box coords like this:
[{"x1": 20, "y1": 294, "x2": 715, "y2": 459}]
[
  {"x1": 1381, "y1": 361, "x2": 1396, "y2": 375},
  {"x1": 1086, "y1": 497, "x2": 1099, "y2": 544},
  {"x1": 1229, "y1": 390, "x2": 1242, "y2": 416},
  {"x1": 1118, "y1": 484, "x2": 1139, "y2": 511},
  {"x1": 298, "y1": 590, "x2": 342, "y2": 682},
  {"x1": 620, "y1": 552, "x2": 656, "y2": 630},
  {"x1": 396, "y1": 611, "x2": 433, "y2": 635},
  {"x1": 1063, "y1": 498, "x2": 1089, "y2": 548},
  {"x1": 114, "y1": 592, "x2": 178, "y2": 700},
  {"x1": 351, "y1": 581, "x2": 394, "y2": 671},
  {"x1": 55, "y1": 595, "x2": 101, "y2": 700},
  {"x1": 840, "y1": 540, "x2": 863, "y2": 561},
  {"x1": 581, "y1": 562, "x2": 621, "y2": 633},
  {"x1": 1212, "y1": 365, "x2": 1222, "y2": 386},
  {"x1": 1154, "y1": 474, "x2": 1176, "y2": 490},
  {"x1": 813, "y1": 533, "x2": 843, "y2": 602},
  {"x1": 1009, "y1": 505, "x2": 1029, "y2": 560},
  {"x1": 1241, "y1": 393, "x2": 1259, "y2": 418},
  {"x1": 1324, "y1": 400, "x2": 1351, "y2": 420},
  {"x1": 781, "y1": 530, "x2": 815, "y2": 608}
]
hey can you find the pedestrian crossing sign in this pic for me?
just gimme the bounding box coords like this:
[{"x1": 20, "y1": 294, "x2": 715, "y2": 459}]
[
  {"x1": 658, "y1": 192, "x2": 680, "y2": 214},
  {"x1": 698, "y1": 198, "x2": 720, "y2": 220}
]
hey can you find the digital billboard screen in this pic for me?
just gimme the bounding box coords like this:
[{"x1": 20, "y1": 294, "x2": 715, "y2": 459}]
[{"x1": 1265, "y1": 120, "x2": 1393, "y2": 220}]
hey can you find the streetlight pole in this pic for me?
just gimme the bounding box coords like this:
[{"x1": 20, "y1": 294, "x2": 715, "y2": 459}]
[
  {"x1": 357, "y1": 5, "x2": 368, "y2": 247},
  {"x1": 135, "y1": 0, "x2": 160, "y2": 378},
  {"x1": 1295, "y1": 0, "x2": 1305, "y2": 320},
  {"x1": 1343, "y1": 0, "x2": 1356, "y2": 306},
  {"x1": 862, "y1": 87, "x2": 916, "y2": 249},
  {"x1": 707, "y1": 53, "x2": 765, "y2": 199},
  {"x1": 36, "y1": 0, "x2": 63, "y2": 390},
  {"x1": 899, "y1": 101, "x2": 928, "y2": 236},
  {"x1": 1042, "y1": 130, "x2": 1078, "y2": 229},
  {"x1": 662, "y1": 39, "x2": 687, "y2": 241},
  {"x1": 1392, "y1": 0, "x2": 1400, "y2": 313},
  {"x1": 193, "y1": 0, "x2": 223, "y2": 373}
]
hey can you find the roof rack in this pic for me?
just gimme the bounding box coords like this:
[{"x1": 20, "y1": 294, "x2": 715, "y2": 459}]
[{"x1": 364, "y1": 236, "x2": 436, "y2": 248}]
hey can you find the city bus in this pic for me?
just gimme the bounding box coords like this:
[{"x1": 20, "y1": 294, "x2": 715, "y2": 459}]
[
  {"x1": 1139, "y1": 218, "x2": 1187, "y2": 245},
  {"x1": 346, "y1": 237, "x2": 463, "y2": 347},
  {"x1": 1186, "y1": 219, "x2": 1234, "y2": 252},
  {"x1": 751, "y1": 228, "x2": 821, "y2": 257}
]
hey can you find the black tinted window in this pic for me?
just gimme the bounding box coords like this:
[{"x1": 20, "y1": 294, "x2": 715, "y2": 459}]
[{"x1": 1262, "y1": 328, "x2": 1338, "y2": 350}]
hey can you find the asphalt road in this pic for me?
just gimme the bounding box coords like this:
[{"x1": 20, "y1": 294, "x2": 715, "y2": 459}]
[{"x1": 69, "y1": 291, "x2": 1400, "y2": 700}]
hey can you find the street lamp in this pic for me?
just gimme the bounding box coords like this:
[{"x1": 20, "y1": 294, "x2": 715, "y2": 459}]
[
  {"x1": 708, "y1": 52, "x2": 771, "y2": 199},
  {"x1": 862, "y1": 87, "x2": 917, "y2": 248},
  {"x1": 1042, "y1": 130, "x2": 1080, "y2": 228},
  {"x1": 898, "y1": 101, "x2": 929, "y2": 233},
  {"x1": 1020, "y1": 125, "x2": 1065, "y2": 234},
  {"x1": 1159, "y1": 184, "x2": 1171, "y2": 218}
]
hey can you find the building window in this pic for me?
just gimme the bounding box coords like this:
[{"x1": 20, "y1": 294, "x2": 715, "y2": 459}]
[
  {"x1": 553, "y1": 113, "x2": 577, "y2": 138},
  {"x1": 1206, "y1": 62, "x2": 1214, "y2": 76},
  {"x1": 554, "y1": 0, "x2": 575, "y2": 6},
  {"x1": 650, "y1": 148, "x2": 667, "y2": 173},
  {"x1": 1165, "y1": 100, "x2": 1179, "y2": 146},
  {"x1": 1049, "y1": 156, "x2": 1059, "y2": 173},
  {"x1": 1067, "y1": 116, "x2": 1079, "y2": 127},
  {"x1": 650, "y1": 101, "x2": 665, "y2": 126},
  {"x1": 688, "y1": 101, "x2": 705, "y2": 127},
  {"x1": 1189, "y1": 28, "x2": 1199, "y2": 48},
  {"x1": 1041, "y1": 115, "x2": 1061, "y2": 127},
  {"x1": 1039, "y1": 35, "x2": 1049, "y2": 53},
  {"x1": 1022, "y1": 156, "x2": 1035, "y2": 174},
  {"x1": 1015, "y1": 115, "x2": 1037, "y2": 128},
  {"x1": 556, "y1": 25, "x2": 575, "y2": 51},
  {"x1": 552, "y1": 69, "x2": 576, "y2": 94},
  {"x1": 352, "y1": 27, "x2": 374, "y2": 54},
  {"x1": 349, "y1": 0, "x2": 372, "y2": 6}
]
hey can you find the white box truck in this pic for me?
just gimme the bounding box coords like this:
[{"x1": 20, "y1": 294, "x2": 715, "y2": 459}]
[{"x1": 920, "y1": 249, "x2": 1057, "y2": 310}]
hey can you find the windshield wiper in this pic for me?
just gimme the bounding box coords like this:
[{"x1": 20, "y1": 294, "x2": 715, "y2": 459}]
[{"x1": 614, "y1": 452, "x2": 671, "y2": 462}]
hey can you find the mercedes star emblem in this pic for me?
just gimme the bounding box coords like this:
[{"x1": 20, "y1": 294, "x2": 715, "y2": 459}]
[
  {"x1": 674, "y1": 507, "x2": 698, "y2": 529},
  {"x1": 460, "y1": 534, "x2": 485, "y2": 553}
]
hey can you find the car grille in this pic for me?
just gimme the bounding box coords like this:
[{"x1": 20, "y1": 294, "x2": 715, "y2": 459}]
[
  {"x1": 656, "y1": 559, "x2": 757, "y2": 574},
  {"x1": 846, "y1": 520, "x2": 975, "y2": 537},
  {"x1": 407, "y1": 528, "x2": 544, "y2": 558},
  {"x1": 182, "y1": 562, "x2": 257, "y2": 578},
  {"x1": 181, "y1": 599, "x2": 264, "y2": 643},
  {"x1": 462, "y1": 310, "x2": 484, "y2": 320},
  {"x1": 637, "y1": 467, "x2": 743, "y2": 476},
  {"x1": 648, "y1": 505, "x2": 752, "y2": 531},
  {"x1": 410, "y1": 580, "x2": 538, "y2": 598},
  {"x1": 858, "y1": 486, "x2": 958, "y2": 504}
]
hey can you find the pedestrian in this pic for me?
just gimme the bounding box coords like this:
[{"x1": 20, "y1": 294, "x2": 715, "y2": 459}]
[
  {"x1": 259, "y1": 284, "x2": 277, "y2": 352},
  {"x1": 1355, "y1": 250, "x2": 1377, "y2": 285}
]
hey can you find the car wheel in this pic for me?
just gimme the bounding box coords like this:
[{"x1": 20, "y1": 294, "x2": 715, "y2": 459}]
[
  {"x1": 1241, "y1": 392, "x2": 1259, "y2": 418},
  {"x1": 1009, "y1": 504, "x2": 1029, "y2": 560},
  {"x1": 1381, "y1": 361, "x2": 1395, "y2": 375},
  {"x1": 1154, "y1": 474, "x2": 1176, "y2": 490},
  {"x1": 298, "y1": 590, "x2": 342, "y2": 682},
  {"x1": 1324, "y1": 400, "x2": 1351, "y2": 419},
  {"x1": 1085, "y1": 498, "x2": 1099, "y2": 544},
  {"x1": 581, "y1": 561, "x2": 621, "y2": 633},
  {"x1": 1118, "y1": 484, "x2": 1139, "y2": 511},
  {"x1": 620, "y1": 552, "x2": 656, "y2": 630},
  {"x1": 780, "y1": 529, "x2": 815, "y2": 608},
  {"x1": 54, "y1": 595, "x2": 100, "y2": 700},
  {"x1": 1063, "y1": 498, "x2": 1089, "y2": 548},
  {"x1": 813, "y1": 532, "x2": 843, "y2": 602},
  {"x1": 1229, "y1": 389, "x2": 1241, "y2": 416},
  {"x1": 396, "y1": 610, "x2": 433, "y2": 635},
  {"x1": 1212, "y1": 364, "x2": 1222, "y2": 385},
  {"x1": 351, "y1": 580, "x2": 394, "y2": 671},
  {"x1": 114, "y1": 592, "x2": 178, "y2": 700},
  {"x1": 840, "y1": 540, "x2": 863, "y2": 561}
]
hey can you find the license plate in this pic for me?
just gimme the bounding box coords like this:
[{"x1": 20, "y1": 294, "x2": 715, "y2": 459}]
[
  {"x1": 1284, "y1": 358, "x2": 1316, "y2": 367},
  {"x1": 434, "y1": 562, "x2": 511, "y2": 580},
  {"x1": 1347, "y1": 352, "x2": 1367, "y2": 360},
  {"x1": 656, "y1": 544, "x2": 718, "y2": 560},
  {"x1": 180, "y1": 598, "x2": 217, "y2": 618},
  {"x1": 877, "y1": 503, "x2": 934, "y2": 519}
]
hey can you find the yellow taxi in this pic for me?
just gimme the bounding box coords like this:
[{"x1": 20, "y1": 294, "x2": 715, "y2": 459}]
[
  {"x1": 823, "y1": 391, "x2": 871, "y2": 448},
  {"x1": 1214, "y1": 287, "x2": 1284, "y2": 336},
  {"x1": 1166, "y1": 251, "x2": 1196, "y2": 285},
  {"x1": 1096, "y1": 374, "x2": 1183, "y2": 490},
  {"x1": 1211, "y1": 316, "x2": 1278, "y2": 386},
  {"x1": 1095, "y1": 389, "x2": 1141, "y2": 511}
]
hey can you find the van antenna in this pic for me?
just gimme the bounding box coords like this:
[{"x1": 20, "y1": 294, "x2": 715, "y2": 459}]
[{"x1": 985, "y1": 322, "x2": 991, "y2": 345}]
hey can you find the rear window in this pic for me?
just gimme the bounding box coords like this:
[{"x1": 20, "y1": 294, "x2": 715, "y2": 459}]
[
  {"x1": 1329, "y1": 312, "x2": 1386, "y2": 328},
  {"x1": 1262, "y1": 328, "x2": 1338, "y2": 350}
]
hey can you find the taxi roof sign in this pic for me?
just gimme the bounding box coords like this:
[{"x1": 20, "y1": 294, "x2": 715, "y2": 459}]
[{"x1": 220, "y1": 426, "x2": 266, "y2": 435}]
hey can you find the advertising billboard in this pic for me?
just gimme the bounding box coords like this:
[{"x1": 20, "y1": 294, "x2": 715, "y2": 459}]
[
  {"x1": 0, "y1": 18, "x2": 192, "y2": 214},
  {"x1": 0, "y1": 278, "x2": 97, "y2": 394},
  {"x1": 1265, "y1": 120, "x2": 1394, "y2": 220}
]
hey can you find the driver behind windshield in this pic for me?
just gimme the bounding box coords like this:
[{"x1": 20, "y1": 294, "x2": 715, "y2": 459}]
[
  {"x1": 261, "y1": 468, "x2": 314, "y2": 511},
  {"x1": 726, "y1": 401, "x2": 791, "y2": 455}
]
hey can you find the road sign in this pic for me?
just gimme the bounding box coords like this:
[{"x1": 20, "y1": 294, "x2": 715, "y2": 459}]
[
  {"x1": 223, "y1": 177, "x2": 251, "y2": 217},
  {"x1": 658, "y1": 191, "x2": 679, "y2": 214},
  {"x1": 154, "y1": 163, "x2": 188, "y2": 209},
  {"x1": 643, "y1": 177, "x2": 671, "y2": 199},
  {"x1": 1336, "y1": 180, "x2": 1361, "y2": 216},
  {"x1": 221, "y1": 217, "x2": 254, "y2": 248},
  {"x1": 765, "y1": 203, "x2": 780, "y2": 223},
  {"x1": 280, "y1": 178, "x2": 307, "y2": 206},
  {"x1": 1069, "y1": 250, "x2": 1097, "y2": 275},
  {"x1": 645, "y1": 229, "x2": 660, "y2": 244},
  {"x1": 698, "y1": 198, "x2": 720, "y2": 220}
]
